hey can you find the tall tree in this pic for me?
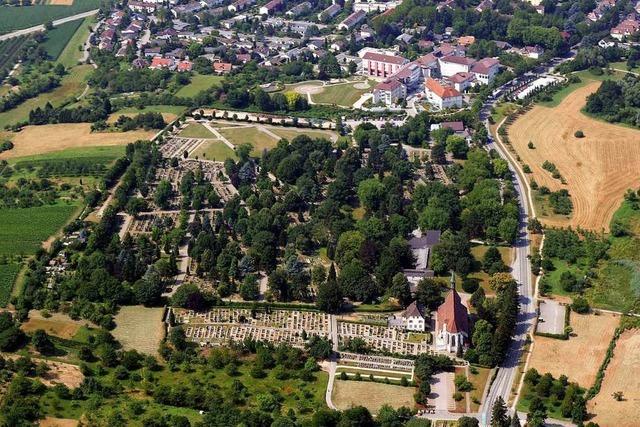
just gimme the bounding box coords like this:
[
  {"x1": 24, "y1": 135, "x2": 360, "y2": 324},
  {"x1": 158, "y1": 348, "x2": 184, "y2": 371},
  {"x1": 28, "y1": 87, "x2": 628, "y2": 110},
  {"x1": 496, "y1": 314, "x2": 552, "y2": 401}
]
[
  {"x1": 316, "y1": 264, "x2": 342, "y2": 313},
  {"x1": 491, "y1": 396, "x2": 509, "y2": 427}
]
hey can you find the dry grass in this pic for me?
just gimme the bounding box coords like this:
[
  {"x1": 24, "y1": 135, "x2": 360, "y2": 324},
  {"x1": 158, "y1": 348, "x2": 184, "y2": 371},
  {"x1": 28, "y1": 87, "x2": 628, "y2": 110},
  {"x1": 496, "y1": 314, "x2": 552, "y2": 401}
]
[
  {"x1": 508, "y1": 82, "x2": 640, "y2": 231},
  {"x1": 48, "y1": 0, "x2": 75, "y2": 4},
  {"x1": 528, "y1": 311, "x2": 620, "y2": 387},
  {"x1": 332, "y1": 380, "x2": 415, "y2": 413},
  {"x1": 112, "y1": 305, "x2": 165, "y2": 356},
  {"x1": 40, "y1": 417, "x2": 79, "y2": 427},
  {"x1": 107, "y1": 112, "x2": 178, "y2": 125},
  {"x1": 588, "y1": 329, "x2": 640, "y2": 426},
  {"x1": 21, "y1": 310, "x2": 88, "y2": 339},
  {"x1": 39, "y1": 360, "x2": 84, "y2": 388},
  {"x1": 0, "y1": 124, "x2": 153, "y2": 159}
]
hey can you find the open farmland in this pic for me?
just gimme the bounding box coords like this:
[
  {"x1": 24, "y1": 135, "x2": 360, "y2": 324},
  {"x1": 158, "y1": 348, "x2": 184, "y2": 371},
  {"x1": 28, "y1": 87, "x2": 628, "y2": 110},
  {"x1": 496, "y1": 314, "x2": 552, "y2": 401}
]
[
  {"x1": 528, "y1": 311, "x2": 619, "y2": 387},
  {"x1": 0, "y1": 123, "x2": 153, "y2": 159},
  {"x1": 332, "y1": 380, "x2": 415, "y2": 413},
  {"x1": 0, "y1": 263, "x2": 20, "y2": 307},
  {"x1": 588, "y1": 329, "x2": 640, "y2": 426},
  {"x1": 112, "y1": 306, "x2": 166, "y2": 356},
  {"x1": 0, "y1": 203, "x2": 80, "y2": 256},
  {"x1": 40, "y1": 19, "x2": 82, "y2": 60},
  {"x1": 0, "y1": 1, "x2": 100, "y2": 34},
  {"x1": 0, "y1": 64, "x2": 92, "y2": 128},
  {"x1": 507, "y1": 82, "x2": 640, "y2": 231}
]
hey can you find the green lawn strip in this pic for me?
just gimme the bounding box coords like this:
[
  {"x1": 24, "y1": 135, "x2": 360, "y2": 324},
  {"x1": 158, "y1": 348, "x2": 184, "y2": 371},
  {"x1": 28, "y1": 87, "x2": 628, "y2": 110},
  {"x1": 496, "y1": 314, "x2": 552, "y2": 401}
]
[
  {"x1": 311, "y1": 82, "x2": 371, "y2": 107},
  {"x1": 57, "y1": 16, "x2": 92, "y2": 68},
  {"x1": 41, "y1": 19, "x2": 83, "y2": 60},
  {"x1": 0, "y1": 64, "x2": 92, "y2": 128},
  {"x1": 175, "y1": 74, "x2": 224, "y2": 98},
  {"x1": 114, "y1": 105, "x2": 186, "y2": 116},
  {"x1": 335, "y1": 366, "x2": 409, "y2": 380},
  {"x1": 0, "y1": 203, "x2": 80, "y2": 256},
  {"x1": 218, "y1": 126, "x2": 279, "y2": 157},
  {"x1": 0, "y1": 1, "x2": 101, "y2": 34},
  {"x1": 191, "y1": 139, "x2": 237, "y2": 162},
  {"x1": 0, "y1": 262, "x2": 20, "y2": 307},
  {"x1": 178, "y1": 123, "x2": 216, "y2": 139}
]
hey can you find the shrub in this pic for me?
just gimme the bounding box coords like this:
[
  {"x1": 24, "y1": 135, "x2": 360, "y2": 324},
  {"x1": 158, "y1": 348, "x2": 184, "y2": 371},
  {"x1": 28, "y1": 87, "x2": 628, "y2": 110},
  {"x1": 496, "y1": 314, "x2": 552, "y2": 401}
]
[
  {"x1": 572, "y1": 296, "x2": 590, "y2": 314},
  {"x1": 528, "y1": 141, "x2": 535, "y2": 149},
  {"x1": 574, "y1": 130, "x2": 584, "y2": 138},
  {"x1": 461, "y1": 278, "x2": 479, "y2": 293},
  {"x1": 523, "y1": 164, "x2": 532, "y2": 173}
]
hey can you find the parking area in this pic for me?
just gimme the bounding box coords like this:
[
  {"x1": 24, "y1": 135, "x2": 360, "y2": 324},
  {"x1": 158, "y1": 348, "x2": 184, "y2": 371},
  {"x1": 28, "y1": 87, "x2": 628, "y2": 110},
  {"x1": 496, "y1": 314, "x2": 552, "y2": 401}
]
[{"x1": 537, "y1": 299, "x2": 566, "y2": 335}]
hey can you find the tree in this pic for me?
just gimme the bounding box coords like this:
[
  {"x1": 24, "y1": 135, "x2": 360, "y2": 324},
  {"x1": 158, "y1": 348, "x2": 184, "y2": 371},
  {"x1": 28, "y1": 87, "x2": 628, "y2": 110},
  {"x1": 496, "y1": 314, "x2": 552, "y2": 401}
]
[
  {"x1": 171, "y1": 284, "x2": 207, "y2": 310},
  {"x1": 498, "y1": 217, "x2": 518, "y2": 243},
  {"x1": 338, "y1": 406, "x2": 375, "y2": 427},
  {"x1": 526, "y1": 396, "x2": 547, "y2": 427},
  {"x1": 32, "y1": 329, "x2": 54, "y2": 355},
  {"x1": 316, "y1": 264, "x2": 342, "y2": 313},
  {"x1": 612, "y1": 391, "x2": 624, "y2": 401},
  {"x1": 357, "y1": 178, "x2": 386, "y2": 213},
  {"x1": 390, "y1": 273, "x2": 412, "y2": 307},
  {"x1": 239, "y1": 274, "x2": 260, "y2": 301},
  {"x1": 509, "y1": 412, "x2": 520, "y2": 427},
  {"x1": 154, "y1": 179, "x2": 172, "y2": 209},
  {"x1": 458, "y1": 417, "x2": 479, "y2": 427},
  {"x1": 415, "y1": 278, "x2": 445, "y2": 311},
  {"x1": 491, "y1": 396, "x2": 509, "y2": 427},
  {"x1": 489, "y1": 273, "x2": 515, "y2": 292}
]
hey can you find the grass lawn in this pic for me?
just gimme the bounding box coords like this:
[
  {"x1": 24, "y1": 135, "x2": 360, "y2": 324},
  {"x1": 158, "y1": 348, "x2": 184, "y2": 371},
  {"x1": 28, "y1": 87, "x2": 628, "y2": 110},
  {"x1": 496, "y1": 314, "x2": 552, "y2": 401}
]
[
  {"x1": 312, "y1": 82, "x2": 371, "y2": 107},
  {"x1": 490, "y1": 102, "x2": 519, "y2": 123},
  {"x1": 191, "y1": 139, "x2": 237, "y2": 162},
  {"x1": 332, "y1": 380, "x2": 415, "y2": 413},
  {"x1": 0, "y1": 203, "x2": 80, "y2": 256},
  {"x1": 9, "y1": 145, "x2": 125, "y2": 164},
  {"x1": 57, "y1": 16, "x2": 92, "y2": 68},
  {"x1": 517, "y1": 382, "x2": 575, "y2": 421},
  {"x1": 611, "y1": 200, "x2": 640, "y2": 237},
  {"x1": 608, "y1": 61, "x2": 640, "y2": 73},
  {"x1": 178, "y1": 123, "x2": 216, "y2": 139},
  {"x1": 218, "y1": 126, "x2": 279, "y2": 156},
  {"x1": 0, "y1": 64, "x2": 92, "y2": 128},
  {"x1": 541, "y1": 258, "x2": 586, "y2": 298},
  {"x1": 113, "y1": 104, "x2": 185, "y2": 117},
  {"x1": 540, "y1": 69, "x2": 628, "y2": 108},
  {"x1": 468, "y1": 367, "x2": 491, "y2": 412},
  {"x1": 112, "y1": 306, "x2": 165, "y2": 356},
  {"x1": 41, "y1": 19, "x2": 83, "y2": 61},
  {"x1": 586, "y1": 261, "x2": 637, "y2": 312},
  {"x1": 468, "y1": 244, "x2": 512, "y2": 295},
  {"x1": 0, "y1": 1, "x2": 101, "y2": 34},
  {"x1": 0, "y1": 262, "x2": 20, "y2": 307},
  {"x1": 271, "y1": 128, "x2": 338, "y2": 142},
  {"x1": 175, "y1": 74, "x2": 224, "y2": 98}
]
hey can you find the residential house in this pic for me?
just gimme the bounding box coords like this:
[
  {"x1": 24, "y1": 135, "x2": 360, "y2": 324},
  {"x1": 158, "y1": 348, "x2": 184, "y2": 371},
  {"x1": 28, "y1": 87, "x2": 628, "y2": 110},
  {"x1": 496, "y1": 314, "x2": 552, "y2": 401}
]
[
  {"x1": 611, "y1": 15, "x2": 640, "y2": 40},
  {"x1": 286, "y1": 1, "x2": 311, "y2": 17},
  {"x1": 448, "y1": 71, "x2": 475, "y2": 92},
  {"x1": 177, "y1": 60, "x2": 193, "y2": 72},
  {"x1": 228, "y1": 0, "x2": 255, "y2": 12},
  {"x1": 213, "y1": 62, "x2": 233, "y2": 73},
  {"x1": 471, "y1": 57, "x2": 500, "y2": 85},
  {"x1": 388, "y1": 301, "x2": 427, "y2": 332},
  {"x1": 128, "y1": 1, "x2": 156, "y2": 13},
  {"x1": 338, "y1": 10, "x2": 366, "y2": 30},
  {"x1": 439, "y1": 55, "x2": 475, "y2": 77},
  {"x1": 260, "y1": 0, "x2": 283, "y2": 15},
  {"x1": 150, "y1": 57, "x2": 175, "y2": 69},
  {"x1": 318, "y1": 3, "x2": 341, "y2": 21}
]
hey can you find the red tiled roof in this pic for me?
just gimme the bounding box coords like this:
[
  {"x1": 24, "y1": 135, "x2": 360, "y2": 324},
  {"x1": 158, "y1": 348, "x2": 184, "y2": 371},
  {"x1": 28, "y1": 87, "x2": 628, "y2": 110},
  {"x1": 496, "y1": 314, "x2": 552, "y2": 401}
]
[
  {"x1": 448, "y1": 71, "x2": 474, "y2": 83},
  {"x1": 440, "y1": 55, "x2": 476, "y2": 66},
  {"x1": 425, "y1": 78, "x2": 461, "y2": 99},
  {"x1": 437, "y1": 288, "x2": 469, "y2": 334},
  {"x1": 375, "y1": 79, "x2": 403, "y2": 91},
  {"x1": 362, "y1": 51, "x2": 409, "y2": 65},
  {"x1": 471, "y1": 57, "x2": 499, "y2": 74}
]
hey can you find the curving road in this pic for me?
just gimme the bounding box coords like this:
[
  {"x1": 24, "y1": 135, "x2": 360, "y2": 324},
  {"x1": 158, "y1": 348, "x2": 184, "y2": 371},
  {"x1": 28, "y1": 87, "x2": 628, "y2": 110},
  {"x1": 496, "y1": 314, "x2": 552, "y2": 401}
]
[{"x1": 0, "y1": 9, "x2": 99, "y2": 41}]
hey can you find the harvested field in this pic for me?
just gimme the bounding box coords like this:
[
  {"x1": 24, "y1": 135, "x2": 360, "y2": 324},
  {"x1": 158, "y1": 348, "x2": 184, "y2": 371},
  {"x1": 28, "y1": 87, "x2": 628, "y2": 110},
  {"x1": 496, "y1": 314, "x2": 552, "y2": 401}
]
[
  {"x1": 528, "y1": 311, "x2": 619, "y2": 387},
  {"x1": 40, "y1": 418, "x2": 78, "y2": 427},
  {"x1": 588, "y1": 329, "x2": 640, "y2": 426},
  {"x1": 0, "y1": 123, "x2": 153, "y2": 159},
  {"x1": 49, "y1": 0, "x2": 75, "y2": 5},
  {"x1": 21, "y1": 310, "x2": 89, "y2": 339},
  {"x1": 112, "y1": 305, "x2": 165, "y2": 356},
  {"x1": 508, "y1": 82, "x2": 640, "y2": 231},
  {"x1": 332, "y1": 380, "x2": 415, "y2": 413}
]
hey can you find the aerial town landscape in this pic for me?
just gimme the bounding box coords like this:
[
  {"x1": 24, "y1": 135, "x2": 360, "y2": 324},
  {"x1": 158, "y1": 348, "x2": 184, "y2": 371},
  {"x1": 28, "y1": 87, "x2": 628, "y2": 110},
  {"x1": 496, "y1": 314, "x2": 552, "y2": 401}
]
[{"x1": 0, "y1": 0, "x2": 639, "y2": 426}]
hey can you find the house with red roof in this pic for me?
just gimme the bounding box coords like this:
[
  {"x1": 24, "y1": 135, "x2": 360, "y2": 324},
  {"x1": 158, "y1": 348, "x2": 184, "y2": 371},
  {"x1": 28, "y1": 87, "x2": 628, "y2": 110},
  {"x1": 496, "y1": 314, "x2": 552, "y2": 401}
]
[
  {"x1": 361, "y1": 50, "x2": 409, "y2": 79},
  {"x1": 213, "y1": 62, "x2": 233, "y2": 74},
  {"x1": 471, "y1": 57, "x2": 500, "y2": 85},
  {"x1": 425, "y1": 78, "x2": 463, "y2": 109},
  {"x1": 177, "y1": 60, "x2": 193, "y2": 72},
  {"x1": 435, "y1": 276, "x2": 469, "y2": 353},
  {"x1": 150, "y1": 57, "x2": 175, "y2": 70}
]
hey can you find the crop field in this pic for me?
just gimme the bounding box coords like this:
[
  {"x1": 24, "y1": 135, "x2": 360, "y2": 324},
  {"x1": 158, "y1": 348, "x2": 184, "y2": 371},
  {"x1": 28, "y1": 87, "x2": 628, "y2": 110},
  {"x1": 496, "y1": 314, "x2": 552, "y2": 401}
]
[
  {"x1": 0, "y1": 1, "x2": 100, "y2": 34},
  {"x1": 41, "y1": 19, "x2": 82, "y2": 60},
  {"x1": 508, "y1": 82, "x2": 640, "y2": 231},
  {"x1": 56, "y1": 16, "x2": 91, "y2": 67},
  {"x1": 0, "y1": 263, "x2": 20, "y2": 307},
  {"x1": 0, "y1": 35, "x2": 30, "y2": 74},
  {"x1": 0, "y1": 64, "x2": 92, "y2": 128},
  {"x1": 108, "y1": 105, "x2": 184, "y2": 124},
  {"x1": 112, "y1": 306, "x2": 166, "y2": 356},
  {"x1": 175, "y1": 74, "x2": 223, "y2": 98},
  {"x1": 528, "y1": 311, "x2": 619, "y2": 387},
  {"x1": 588, "y1": 329, "x2": 640, "y2": 426},
  {"x1": 0, "y1": 123, "x2": 152, "y2": 159},
  {"x1": 0, "y1": 203, "x2": 79, "y2": 256},
  {"x1": 332, "y1": 380, "x2": 415, "y2": 413}
]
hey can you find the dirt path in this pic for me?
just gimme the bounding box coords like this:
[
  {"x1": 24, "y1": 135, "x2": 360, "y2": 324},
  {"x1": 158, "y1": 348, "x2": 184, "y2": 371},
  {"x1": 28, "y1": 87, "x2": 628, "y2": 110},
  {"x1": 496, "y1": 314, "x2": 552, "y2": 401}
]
[{"x1": 508, "y1": 82, "x2": 640, "y2": 231}]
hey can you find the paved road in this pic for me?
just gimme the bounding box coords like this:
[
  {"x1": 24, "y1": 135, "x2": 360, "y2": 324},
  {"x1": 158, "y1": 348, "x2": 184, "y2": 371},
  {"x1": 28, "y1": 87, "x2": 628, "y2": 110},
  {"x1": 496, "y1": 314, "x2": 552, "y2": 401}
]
[{"x1": 0, "y1": 9, "x2": 99, "y2": 41}]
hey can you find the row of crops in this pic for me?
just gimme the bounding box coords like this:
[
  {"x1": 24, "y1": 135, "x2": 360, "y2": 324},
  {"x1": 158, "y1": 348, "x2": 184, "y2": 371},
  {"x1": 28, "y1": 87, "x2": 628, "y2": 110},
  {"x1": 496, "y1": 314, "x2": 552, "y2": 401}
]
[{"x1": 0, "y1": 35, "x2": 30, "y2": 74}]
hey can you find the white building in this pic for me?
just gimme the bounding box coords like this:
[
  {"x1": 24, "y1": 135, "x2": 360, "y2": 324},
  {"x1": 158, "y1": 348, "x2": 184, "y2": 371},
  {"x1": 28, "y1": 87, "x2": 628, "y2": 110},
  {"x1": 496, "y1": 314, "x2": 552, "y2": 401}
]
[
  {"x1": 425, "y1": 78, "x2": 463, "y2": 109},
  {"x1": 471, "y1": 57, "x2": 500, "y2": 85},
  {"x1": 388, "y1": 301, "x2": 426, "y2": 331},
  {"x1": 373, "y1": 79, "x2": 406, "y2": 106},
  {"x1": 361, "y1": 50, "x2": 409, "y2": 79},
  {"x1": 438, "y1": 55, "x2": 476, "y2": 77},
  {"x1": 338, "y1": 10, "x2": 366, "y2": 30}
]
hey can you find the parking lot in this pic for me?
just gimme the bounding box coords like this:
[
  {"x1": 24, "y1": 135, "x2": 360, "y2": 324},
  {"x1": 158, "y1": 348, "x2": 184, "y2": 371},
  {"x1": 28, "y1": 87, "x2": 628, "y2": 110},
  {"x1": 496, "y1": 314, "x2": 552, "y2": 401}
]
[{"x1": 537, "y1": 299, "x2": 566, "y2": 335}]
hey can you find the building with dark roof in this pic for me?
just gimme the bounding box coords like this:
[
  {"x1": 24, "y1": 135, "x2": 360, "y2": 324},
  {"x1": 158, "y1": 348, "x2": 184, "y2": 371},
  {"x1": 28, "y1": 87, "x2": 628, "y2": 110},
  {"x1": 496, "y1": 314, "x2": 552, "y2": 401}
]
[
  {"x1": 403, "y1": 230, "x2": 441, "y2": 289},
  {"x1": 388, "y1": 301, "x2": 427, "y2": 331}
]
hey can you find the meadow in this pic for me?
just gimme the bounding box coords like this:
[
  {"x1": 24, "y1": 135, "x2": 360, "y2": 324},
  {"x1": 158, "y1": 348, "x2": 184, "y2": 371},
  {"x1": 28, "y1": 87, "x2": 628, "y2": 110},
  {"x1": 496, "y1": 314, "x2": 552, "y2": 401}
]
[
  {"x1": 0, "y1": 262, "x2": 20, "y2": 307},
  {"x1": 175, "y1": 74, "x2": 223, "y2": 98},
  {"x1": 0, "y1": 203, "x2": 80, "y2": 256},
  {"x1": 40, "y1": 19, "x2": 83, "y2": 60},
  {"x1": 57, "y1": 16, "x2": 92, "y2": 67},
  {"x1": 0, "y1": 1, "x2": 100, "y2": 34}
]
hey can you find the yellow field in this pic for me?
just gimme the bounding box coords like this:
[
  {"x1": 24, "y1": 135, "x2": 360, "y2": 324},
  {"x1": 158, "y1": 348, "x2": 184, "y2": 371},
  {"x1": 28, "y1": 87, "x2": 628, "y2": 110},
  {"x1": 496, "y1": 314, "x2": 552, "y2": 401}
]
[
  {"x1": 588, "y1": 329, "x2": 640, "y2": 426},
  {"x1": 528, "y1": 311, "x2": 619, "y2": 387},
  {"x1": 332, "y1": 380, "x2": 415, "y2": 413},
  {"x1": 20, "y1": 310, "x2": 87, "y2": 339},
  {"x1": 508, "y1": 82, "x2": 640, "y2": 231},
  {"x1": 112, "y1": 306, "x2": 166, "y2": 356},
  {"x1": 0, "y1": 124, "x2": 154, "y2": 159}
]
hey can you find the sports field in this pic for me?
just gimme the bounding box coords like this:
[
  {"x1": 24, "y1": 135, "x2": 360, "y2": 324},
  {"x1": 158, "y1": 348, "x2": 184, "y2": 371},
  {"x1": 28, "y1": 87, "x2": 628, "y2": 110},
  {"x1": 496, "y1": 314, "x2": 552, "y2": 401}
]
[
  {"x1": 0, "y1": 203, "x2": 80, "y2": 256},
  {"x1": 588, "y1": 329, "x2": 640, "y2": 426},
  {"x1": 528, "y1": 311, "x2": 619, "y2": 387},
  {"x1": 508, "y1": 81, "x2": 640, "y2": 231},
  {"x1": 0, "y1": 123, "x2": 153, "y2": 159},
  {"x1": 175, "y1": 74, "x2": 223, "y2": 98},
  {"x1": 332, "y1": 380, "x2": 415, "y2": 413},
  {"x1": 0, "y1": 64, "x2": 92, "y2": 128}
]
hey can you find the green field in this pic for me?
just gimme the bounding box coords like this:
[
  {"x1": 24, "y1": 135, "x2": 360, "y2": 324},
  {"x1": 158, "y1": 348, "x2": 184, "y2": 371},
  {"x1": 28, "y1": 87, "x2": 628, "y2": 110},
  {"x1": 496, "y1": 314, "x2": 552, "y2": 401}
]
[
  {"x1": 114, "y1": 105, "x2": 186, "y2": 117},
  {"x1": 40, "y1": 18, "x2": 83, "y2": 60},
  {"x1": 179, "y1": 123, "x2": 216, "y2": 138},
  {"x1": 0, "y1": 203, "x2": 80, "y2": 256},
  {"x1": 57, "y1": 16, "x2": 92, "y2": 67},
  {"x1": 175, "y1": 74, "x2": 224, "y2": 98},
  {"x1": 312, "y1": 82, "x2": 371, "y2": 107},
  {"x1": 0, "y1": 262, "x2": 20, "y2": 307},
  {"x1": 0, "y1": 63, "x2": 91, "y2": 128},
  {"x1": 191, "y1": 139, "x2": 237, "y2": 161},
  {"x1": 218, "y1": 126, "x2": 279, "y2": 156},
  {"x1": 271, "y1": 127, "x2": 337, "y2": 142},
  {"x1": 7, "y1": 145, "x2": 125, "y2": 164},
  {"x1": 0, "y1": 1, "x2": 100, "y2": 34}
]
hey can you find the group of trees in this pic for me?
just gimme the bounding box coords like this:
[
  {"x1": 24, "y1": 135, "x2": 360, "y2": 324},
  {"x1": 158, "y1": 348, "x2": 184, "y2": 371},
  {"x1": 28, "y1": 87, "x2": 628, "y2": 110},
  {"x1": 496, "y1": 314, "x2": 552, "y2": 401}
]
[
  {"x1": 585, "y1": 77, "x2": 640, "y2": 128},
  {"x1": 28, "y1": 94, "x2": 112, "y2": 126},
  {"x1": 522, "y1": 368, "x2": 587, "y2": 426}
]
